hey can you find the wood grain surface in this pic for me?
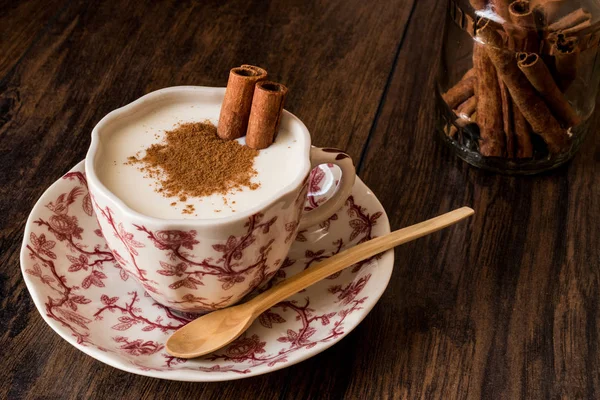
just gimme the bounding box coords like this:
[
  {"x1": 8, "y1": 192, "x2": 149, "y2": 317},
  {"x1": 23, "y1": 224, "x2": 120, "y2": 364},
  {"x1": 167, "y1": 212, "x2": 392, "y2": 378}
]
[
  {"x1": 1, "y1": 0, "x2": 598, "y2": 398},
  {"x1": 0, "y1": 0, "x2": 67, "y2": 76}
]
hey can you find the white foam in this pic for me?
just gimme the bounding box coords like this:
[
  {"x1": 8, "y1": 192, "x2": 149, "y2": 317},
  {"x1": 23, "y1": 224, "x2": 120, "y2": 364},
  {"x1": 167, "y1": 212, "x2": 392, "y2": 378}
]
[{"x1": 96, "y1": 101, "x2": 305, "y2": 220}]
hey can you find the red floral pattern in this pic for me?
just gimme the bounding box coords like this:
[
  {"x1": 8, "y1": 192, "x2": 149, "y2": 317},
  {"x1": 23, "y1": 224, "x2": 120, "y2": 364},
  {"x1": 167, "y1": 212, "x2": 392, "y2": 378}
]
[
  {"x1": 115, "y1": 336, "x2": 164, "y2": 356},
  {"x1": 92, "y1": 203, "x2": 150, "y2": 284},
  {"x1": 206, "y1": 297, "x2": 366, "y2": 368},
  {"x1": 153, "y1": 230, "x2": 199, "y2": 250},
  {"x1": 302, "y1": 165, "x2": 339, "y2": 232},
  {"x1": 89, "y1": 176, "x2": 304, "y2": 312},
  {"x1": 130, "y1": 212, "x2": 278, "y2": 305},
  {"x1": 329, "y1": 274, "x2": 372, "y2": 305},
  {"x1": 21, "y1": 162, "x2": 392, "y2": 381}
]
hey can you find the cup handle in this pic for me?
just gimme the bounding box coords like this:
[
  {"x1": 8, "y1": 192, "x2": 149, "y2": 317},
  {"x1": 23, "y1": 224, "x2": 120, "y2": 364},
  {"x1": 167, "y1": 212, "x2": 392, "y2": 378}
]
[{"x1": 298, "y1": 147, "x2": 356, "y2": 230}]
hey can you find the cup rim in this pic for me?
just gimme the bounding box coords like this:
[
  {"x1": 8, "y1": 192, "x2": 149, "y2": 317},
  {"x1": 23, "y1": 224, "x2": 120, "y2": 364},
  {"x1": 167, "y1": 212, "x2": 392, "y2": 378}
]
[{"x1": 85, "y1": 85, "x2": 312, "y2": 227}]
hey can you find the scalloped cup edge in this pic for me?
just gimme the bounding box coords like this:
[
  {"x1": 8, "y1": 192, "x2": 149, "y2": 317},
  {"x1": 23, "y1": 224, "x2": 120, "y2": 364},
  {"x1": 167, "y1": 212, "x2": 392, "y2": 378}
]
[{"x1": 85, "y1": 86, "x2": 312, "y2": 227}]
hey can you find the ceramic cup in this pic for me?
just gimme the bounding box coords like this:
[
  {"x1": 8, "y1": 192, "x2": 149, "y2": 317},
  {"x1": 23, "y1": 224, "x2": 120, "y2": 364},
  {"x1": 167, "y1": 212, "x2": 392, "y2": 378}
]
[{"x1": 85, "y1": 86, "x2": 356, "y2": 312}]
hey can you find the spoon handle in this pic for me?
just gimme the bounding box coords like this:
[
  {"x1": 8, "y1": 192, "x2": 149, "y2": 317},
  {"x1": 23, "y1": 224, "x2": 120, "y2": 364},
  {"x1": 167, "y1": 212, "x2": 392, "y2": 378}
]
[{"x1": 249, "y1": 207, "x2": 474, "y2": 316}]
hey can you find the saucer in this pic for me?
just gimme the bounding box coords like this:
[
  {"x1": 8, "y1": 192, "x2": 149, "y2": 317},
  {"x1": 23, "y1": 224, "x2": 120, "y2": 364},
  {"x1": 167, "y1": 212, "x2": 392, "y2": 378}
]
[{"x1": 20, "y1": 161, "x2": 393, "y2": 382}]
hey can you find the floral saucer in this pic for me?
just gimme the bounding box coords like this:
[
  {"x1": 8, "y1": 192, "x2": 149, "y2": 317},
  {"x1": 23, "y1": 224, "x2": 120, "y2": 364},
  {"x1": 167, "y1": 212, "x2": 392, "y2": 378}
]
[{"x1": 20, "y1": 161, "x2": 393, "y2": 382}]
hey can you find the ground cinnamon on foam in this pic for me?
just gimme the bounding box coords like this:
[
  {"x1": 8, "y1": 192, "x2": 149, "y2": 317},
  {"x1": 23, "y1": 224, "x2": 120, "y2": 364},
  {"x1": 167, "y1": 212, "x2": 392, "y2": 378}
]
[{"x1": 126, "y1": 121, "x2": 259, "y2": 201}]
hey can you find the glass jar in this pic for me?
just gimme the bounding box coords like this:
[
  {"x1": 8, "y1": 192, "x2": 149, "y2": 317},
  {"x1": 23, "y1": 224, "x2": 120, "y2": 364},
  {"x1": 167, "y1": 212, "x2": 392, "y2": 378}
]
[{"x1": 436, "y1": 0, "x2": 600, "y2": 174}]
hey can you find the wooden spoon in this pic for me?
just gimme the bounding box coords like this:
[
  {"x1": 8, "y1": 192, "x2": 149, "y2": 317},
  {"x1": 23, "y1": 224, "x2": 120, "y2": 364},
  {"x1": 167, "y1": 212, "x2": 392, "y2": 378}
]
[{"x1": 166, "y1": 207, "x2": 474, "y2": 358}]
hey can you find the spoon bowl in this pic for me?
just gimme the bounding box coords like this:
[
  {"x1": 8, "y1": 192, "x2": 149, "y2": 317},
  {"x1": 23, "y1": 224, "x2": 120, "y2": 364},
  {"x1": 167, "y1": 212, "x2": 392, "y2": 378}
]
[{"x1": 166, "y1": 304, "x2": 255, "y2": 358}]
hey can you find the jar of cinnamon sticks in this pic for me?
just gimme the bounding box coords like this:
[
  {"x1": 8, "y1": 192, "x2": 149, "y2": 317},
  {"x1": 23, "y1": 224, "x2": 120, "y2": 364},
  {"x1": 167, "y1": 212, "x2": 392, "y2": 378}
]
[{"x1": 437, "y1": 0, "x2": 600, "y2": 174}]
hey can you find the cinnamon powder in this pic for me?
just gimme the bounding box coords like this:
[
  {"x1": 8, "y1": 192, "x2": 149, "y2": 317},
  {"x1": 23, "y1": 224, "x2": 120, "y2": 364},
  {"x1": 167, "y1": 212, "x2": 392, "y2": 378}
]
[{"x1": 127, "y1": 121, "x2": 259, "y2": 201}]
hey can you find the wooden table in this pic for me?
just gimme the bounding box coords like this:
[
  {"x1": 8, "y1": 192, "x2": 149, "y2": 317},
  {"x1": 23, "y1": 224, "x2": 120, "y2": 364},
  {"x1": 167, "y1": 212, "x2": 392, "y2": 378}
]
[{"x1": 1, "y1": 0, "x2": 599, "y2": 398}]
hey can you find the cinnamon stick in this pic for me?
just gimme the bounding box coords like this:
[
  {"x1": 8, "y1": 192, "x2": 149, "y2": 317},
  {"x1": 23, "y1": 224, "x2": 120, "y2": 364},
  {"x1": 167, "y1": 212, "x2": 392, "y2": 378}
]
[
  {"x1": 509, "y1": 0, "x2": 536, "y2": 27},
  {"x1": 532, "y1": 0, "x2": 562, "y2": 26},
  {"x1": 553, "y1": 35, "x2": 579, "y2": 91},
  {"x1": 490, "y1": 0, "x2": 512, "y2": 23},
  {"x1": 560, "y1": 19, "x2": 592, "y2": 36},
  {"x1": 517, "y1": 52, "x2": 580, "y2": 127},
  {"x1": 548, "y1": 8, "x2": 591, "y2": 34},
  {"x1": 513, "y1": 105, "x2": 534, "y2": 158},
  {"x1": 509, "y1": 0, "x2": 540, "y2": 52},
  {"x1": 469, "y1": 0, "x2": 487, "y2": 11},
  {"x1": 447, "y1": 110, "x2": 479, "y2": 139},
  {"x1": 498, "y1": 78, "x2": 515, "y2": 158},
  {"x1": 446, "y1": 125, "x2": 458, "y2": 138},
  {"x1": 477, "y1": 20, "x2": 570, "y2": 153},
  {"x1": 456, "y1": 95, "x2": 477, "y2": 121},
  {"x1": 218, "y1": 65, "x2": 267, "y2": 140},
  {"x1": 442, "y1": 69, "x2": 477, "y2": 109},
  {"x1": 246, "y1": 81, "x2": 288, "y2": 150},
  {"x1": 240, "y1": 64, "x2": 267, "y2": 75},
  {"x1": 445, "y1": 97, "x2": 477, "y2": 139},
  {"x1": 531, "y1": 0, "x2": 581, "y2": 26},
  {"x1": 474, "y1": 43, "x2": 505, "y2": 157},
  {"x1": 470, "y1": 111, "x2": 478, "y2": 126}
]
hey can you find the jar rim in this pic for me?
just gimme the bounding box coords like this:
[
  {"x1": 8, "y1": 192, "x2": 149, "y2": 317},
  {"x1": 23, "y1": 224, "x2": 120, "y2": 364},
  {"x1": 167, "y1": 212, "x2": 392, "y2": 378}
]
[{"x1": 449, "y1": 0, "x2": 600, "y2": 55}]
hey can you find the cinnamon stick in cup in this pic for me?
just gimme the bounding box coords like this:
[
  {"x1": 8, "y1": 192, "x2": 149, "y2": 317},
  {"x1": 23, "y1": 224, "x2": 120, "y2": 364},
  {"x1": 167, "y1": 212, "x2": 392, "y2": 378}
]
[
  {"x1": 218, "y1": 65, "x2": 267, "y2": 141},
  {"x1": 240, "y1": 64, "x2": 267, "y2": 75},
  {"x1": 246, "y1": 81, "x2": 288, "y2": 150},
  {"x1": 517, "y1": 52, "x2": 580, "y2": 127}
]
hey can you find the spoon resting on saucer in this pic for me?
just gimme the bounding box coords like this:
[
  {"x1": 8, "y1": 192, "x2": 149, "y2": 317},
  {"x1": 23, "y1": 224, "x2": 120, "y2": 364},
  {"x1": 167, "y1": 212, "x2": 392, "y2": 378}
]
[{"x1": 166, "y1": 206, "x2": 475, "y2": 359}]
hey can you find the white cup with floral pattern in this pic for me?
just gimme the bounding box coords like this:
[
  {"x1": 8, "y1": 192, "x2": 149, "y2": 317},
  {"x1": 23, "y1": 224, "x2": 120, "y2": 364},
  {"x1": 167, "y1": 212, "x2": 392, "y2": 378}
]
[{"x1": 85, "y1": 86, "x2": 356, "y2": 312}]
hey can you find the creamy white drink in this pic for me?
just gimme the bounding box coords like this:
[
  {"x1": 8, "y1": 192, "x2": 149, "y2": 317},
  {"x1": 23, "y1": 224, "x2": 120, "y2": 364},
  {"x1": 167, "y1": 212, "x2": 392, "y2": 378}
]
[{"x1": 96, "y1": 100, "x2": 307, "y2": 220}]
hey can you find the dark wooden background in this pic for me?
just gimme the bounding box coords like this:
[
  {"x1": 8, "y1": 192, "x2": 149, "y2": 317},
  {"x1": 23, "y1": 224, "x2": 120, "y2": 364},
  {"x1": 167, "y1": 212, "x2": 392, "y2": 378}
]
[{"x1": 1, "y1": 0, "x2": 599, "y2": 398}]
